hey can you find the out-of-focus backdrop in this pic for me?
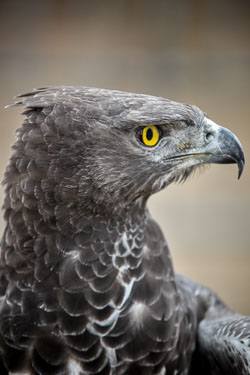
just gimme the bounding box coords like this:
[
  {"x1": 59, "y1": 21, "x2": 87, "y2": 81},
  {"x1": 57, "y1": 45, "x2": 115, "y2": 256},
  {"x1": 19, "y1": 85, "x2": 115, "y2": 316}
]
[{"x1": 0, "y1": 0, "x2": 249, "y2": 314}]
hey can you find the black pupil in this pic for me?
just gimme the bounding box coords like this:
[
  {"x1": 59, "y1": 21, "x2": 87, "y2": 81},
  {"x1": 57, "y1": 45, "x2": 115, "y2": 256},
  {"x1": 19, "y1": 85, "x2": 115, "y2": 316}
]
[{"x1": 146, "y1": 128, "x2": 153, "y2": 140}]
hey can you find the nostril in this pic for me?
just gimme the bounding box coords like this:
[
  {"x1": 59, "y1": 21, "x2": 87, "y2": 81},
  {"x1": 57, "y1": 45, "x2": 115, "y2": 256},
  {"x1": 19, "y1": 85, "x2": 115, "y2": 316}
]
[{"x1": 205, "y1": 132, "x2": 214, "y2": 142}]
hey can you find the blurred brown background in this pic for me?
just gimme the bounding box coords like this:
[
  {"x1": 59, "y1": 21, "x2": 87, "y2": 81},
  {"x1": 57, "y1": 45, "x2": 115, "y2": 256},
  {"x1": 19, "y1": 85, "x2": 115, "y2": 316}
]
[{"x1": 0, "y1": 0, "x2": 249, "y2": 314}]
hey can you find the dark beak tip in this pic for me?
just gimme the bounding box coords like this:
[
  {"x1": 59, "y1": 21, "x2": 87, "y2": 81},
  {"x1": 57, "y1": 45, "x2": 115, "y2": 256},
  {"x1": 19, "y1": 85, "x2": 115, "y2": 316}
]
[
  {"x1": 237, "y1": 159, "x2": 245, "y2": 180},
  {"x1": 217, "y1": 126, "x2": 245, "y2": 180}
]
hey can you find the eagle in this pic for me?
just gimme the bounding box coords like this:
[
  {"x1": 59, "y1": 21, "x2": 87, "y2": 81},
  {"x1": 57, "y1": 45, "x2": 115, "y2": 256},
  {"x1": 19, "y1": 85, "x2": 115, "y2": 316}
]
[{"x1": 0, "y1": 86, "x2": 249, "y2": 375}]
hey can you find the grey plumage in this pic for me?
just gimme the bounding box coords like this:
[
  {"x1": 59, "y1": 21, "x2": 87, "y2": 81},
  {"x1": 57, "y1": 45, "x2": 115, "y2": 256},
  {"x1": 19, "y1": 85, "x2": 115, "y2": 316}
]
[{"x1": 0, "y1": 86, "x2": 249, "y2": 374}]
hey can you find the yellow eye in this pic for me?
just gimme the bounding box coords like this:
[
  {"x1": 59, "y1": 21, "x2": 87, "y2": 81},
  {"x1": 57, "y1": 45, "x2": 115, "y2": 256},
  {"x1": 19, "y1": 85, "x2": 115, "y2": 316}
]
[{"x1": 141, "y1": 125, "x2": 160, "y2": 147}]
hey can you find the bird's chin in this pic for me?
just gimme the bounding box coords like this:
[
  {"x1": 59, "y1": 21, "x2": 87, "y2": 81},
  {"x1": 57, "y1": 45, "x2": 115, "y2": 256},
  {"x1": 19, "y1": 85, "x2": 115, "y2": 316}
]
[
  {"x1": 153, "y1": 164, "x2": 199, "y2": 192},
  {"x1": 160, "y1": 154, "x2": 212, "y2": 187},
  {"x1": 170, "y1": 164, "x2": 200, "y2": 184}
]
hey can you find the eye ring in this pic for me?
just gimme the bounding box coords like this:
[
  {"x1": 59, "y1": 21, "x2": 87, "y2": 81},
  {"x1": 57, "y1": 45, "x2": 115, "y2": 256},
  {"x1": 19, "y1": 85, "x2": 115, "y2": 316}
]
[{"x1": 140, "y1": 125, "x2": 161, "y2": 147}]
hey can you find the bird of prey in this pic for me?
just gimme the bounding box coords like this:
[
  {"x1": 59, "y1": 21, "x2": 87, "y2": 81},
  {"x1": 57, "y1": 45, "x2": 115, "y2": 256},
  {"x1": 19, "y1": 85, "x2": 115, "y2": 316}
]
[{"x1": 0, "y1": 86, "x2": 249, "y2": 375}]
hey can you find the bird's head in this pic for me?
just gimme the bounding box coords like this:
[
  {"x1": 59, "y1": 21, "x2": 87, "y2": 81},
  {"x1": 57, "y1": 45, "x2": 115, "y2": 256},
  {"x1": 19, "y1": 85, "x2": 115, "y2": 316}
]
[
  {"x1": 9, "y1": 87, "x2": 245, "y2": 214},
  {"x1": 71, "y1": 88, "x2": 244, "y2": 208}
]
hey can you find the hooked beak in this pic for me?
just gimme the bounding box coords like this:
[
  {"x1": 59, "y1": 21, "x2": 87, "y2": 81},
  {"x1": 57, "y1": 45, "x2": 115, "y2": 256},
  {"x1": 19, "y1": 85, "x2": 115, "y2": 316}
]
[
  {"x1": 204, "y1": 125, "x2": 245, "y2": 179},
  {"x1": 169, "y1": 119, "x2": 245, "y2": 179}
]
